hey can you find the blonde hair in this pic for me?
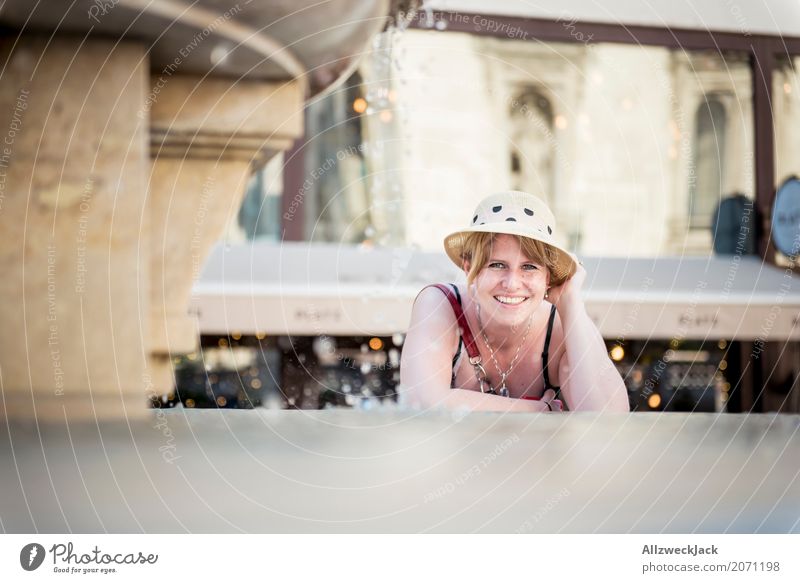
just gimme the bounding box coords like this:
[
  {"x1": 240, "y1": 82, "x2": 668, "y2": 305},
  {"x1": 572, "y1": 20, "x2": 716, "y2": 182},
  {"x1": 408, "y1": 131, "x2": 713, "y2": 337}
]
[{"x1": 459, "y1": 232, "x2": 564, "y2": 286}]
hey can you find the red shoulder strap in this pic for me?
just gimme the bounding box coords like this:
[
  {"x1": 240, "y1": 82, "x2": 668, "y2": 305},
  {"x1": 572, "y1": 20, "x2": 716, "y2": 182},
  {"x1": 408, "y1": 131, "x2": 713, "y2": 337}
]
[{"x1": 423, "y1": 284, "x2": 481, "y2": 362}]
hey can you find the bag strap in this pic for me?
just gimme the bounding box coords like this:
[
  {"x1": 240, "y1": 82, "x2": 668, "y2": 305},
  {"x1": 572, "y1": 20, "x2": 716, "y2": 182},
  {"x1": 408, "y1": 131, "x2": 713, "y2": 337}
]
[{"x1": 425, "y1": 284, "x2": 481, "y2": 362}]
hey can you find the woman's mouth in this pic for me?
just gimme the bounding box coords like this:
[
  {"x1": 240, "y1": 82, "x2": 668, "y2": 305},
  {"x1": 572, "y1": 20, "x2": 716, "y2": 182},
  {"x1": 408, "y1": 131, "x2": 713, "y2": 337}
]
[{"x1": 494, "y1": 295, "x2": 528, "y2": 306}]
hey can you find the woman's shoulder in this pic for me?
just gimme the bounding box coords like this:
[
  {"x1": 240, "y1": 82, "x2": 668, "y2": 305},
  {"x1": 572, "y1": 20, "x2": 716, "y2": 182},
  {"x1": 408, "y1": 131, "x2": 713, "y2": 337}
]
[
  {"x1": 414, "y1": 283, "x2": 462, "y2": 307},
  {"x1": 413, "y1": 283, "x2": 464, "y2": 328},
  {"x1": 409, "y1": 284, "x2": 461, "y2": 345}
]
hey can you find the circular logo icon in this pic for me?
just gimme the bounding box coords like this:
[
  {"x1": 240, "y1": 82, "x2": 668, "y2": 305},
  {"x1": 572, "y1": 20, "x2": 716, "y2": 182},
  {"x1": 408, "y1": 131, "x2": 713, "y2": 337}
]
[{"x1": 20, "y1": 543, "x2": 46, "y2": 571}]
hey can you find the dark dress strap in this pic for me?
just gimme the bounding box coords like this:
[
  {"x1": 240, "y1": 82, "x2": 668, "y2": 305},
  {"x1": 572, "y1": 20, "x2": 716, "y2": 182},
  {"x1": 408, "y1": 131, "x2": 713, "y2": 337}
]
[
  {"x1": 424, "y1": 284, "x2": 560, "y2": 396},
  {"x1": 419, "y1": 283, "x2": 477, "y2": 388},
  {"x1": 542, "y1": 304, "x2": 561, "y2": 395},
  {"x1": 450, "y1": 284, "x2": 464, "y2": 367},
  {"x1": 425, "y1": 283, "x2": 480, "y2": 361}
]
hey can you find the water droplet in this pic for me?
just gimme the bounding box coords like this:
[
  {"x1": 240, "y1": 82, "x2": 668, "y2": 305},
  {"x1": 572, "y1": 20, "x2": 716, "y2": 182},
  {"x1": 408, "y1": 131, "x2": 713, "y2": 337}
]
[
  {"x1": 210, "y1": 43, "x2": 232, "y2": 66},
  {"x1": 452, "y1": 405, "x2": 470, "y2": 422},
  {"x1": 264, "y1": 395, "x2": 283, "y2": 410}
]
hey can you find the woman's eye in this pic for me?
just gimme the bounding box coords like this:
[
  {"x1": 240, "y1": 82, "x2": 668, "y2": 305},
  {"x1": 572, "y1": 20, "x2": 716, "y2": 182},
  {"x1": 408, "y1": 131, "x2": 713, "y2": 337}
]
[
  {"x1": 523, "y1": 264, "x2": 539, "y2": 270},
  {"x1": 489, "y1": 262, "x2": 505, "y2": 269}
]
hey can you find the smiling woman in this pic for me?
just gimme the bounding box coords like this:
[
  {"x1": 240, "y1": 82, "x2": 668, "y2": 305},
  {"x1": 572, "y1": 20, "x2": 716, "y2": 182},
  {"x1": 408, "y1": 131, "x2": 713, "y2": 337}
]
[{"x1": 399, "y1": 191, "x2": 629, "y2": 413}]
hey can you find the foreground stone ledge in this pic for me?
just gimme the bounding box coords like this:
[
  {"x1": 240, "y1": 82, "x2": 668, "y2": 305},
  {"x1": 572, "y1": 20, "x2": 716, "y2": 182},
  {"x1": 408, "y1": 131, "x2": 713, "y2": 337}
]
[{"x1": 1, "y1": 410, "x2": 797, "y2": 533}]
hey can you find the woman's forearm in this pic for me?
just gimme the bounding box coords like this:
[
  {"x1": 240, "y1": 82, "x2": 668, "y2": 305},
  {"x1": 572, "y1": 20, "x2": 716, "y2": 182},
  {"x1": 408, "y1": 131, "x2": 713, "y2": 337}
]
[
  {"x1": 560, "y1": 304, "x2": 629, "y2": 412},
  {"x1": 411, "y1": 387, "x2": 549, "y2": 413}
]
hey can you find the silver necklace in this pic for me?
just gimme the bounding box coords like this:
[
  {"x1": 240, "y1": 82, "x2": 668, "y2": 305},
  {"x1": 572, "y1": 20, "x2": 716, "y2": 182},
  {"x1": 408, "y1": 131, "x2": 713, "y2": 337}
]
[{"x1": 474, "y1": 302, "x2": 535, "y2": 397}]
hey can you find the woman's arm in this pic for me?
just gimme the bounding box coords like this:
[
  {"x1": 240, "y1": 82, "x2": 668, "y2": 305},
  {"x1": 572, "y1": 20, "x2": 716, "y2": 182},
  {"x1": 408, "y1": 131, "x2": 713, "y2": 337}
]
[
  {"x1": 399, "y1": 287, "x2": 550, "y2": 413},
  {"x1": 548, "y1": 263, "x2": 630, "y2": 412}
]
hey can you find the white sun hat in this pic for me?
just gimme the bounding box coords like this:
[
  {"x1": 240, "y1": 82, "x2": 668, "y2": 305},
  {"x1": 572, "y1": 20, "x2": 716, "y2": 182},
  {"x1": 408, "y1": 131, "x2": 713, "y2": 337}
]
[{"x1": 443, "y1": 191, "x2": 577, "y2": 284}]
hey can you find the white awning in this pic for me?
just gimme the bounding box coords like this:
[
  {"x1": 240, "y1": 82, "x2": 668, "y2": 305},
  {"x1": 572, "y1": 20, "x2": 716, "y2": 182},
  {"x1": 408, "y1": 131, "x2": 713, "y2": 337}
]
[{"x1": 191, "y1": 242, "x2": 800, "y2": 340}]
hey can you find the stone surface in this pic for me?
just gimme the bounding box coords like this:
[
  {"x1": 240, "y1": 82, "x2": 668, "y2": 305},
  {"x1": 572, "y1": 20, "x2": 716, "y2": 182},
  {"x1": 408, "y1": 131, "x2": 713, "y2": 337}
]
[
  {"x1": 148, "y1": 76, "x2": 302, "y2": 164},
  {"x1": 148, "y1": 158, "x2": 253, "y2": 354},
  {"x1": 147, "y1": 76, "x2": 304, "y2": 357},
  {"x1": 0, "y1": 0, "x2": 391, "y2": 96},
  {"x1": 1, "y1": 409, "x2": 797, "y2": 533},
  {"x1": 0, "y1": 36, "x2": 152, "y2": 419}
]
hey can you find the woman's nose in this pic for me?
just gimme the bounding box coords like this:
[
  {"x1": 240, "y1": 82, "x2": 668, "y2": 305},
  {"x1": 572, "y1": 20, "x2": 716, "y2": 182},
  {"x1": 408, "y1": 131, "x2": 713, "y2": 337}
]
[{"x1": 503, "y1": 269, "x2": 522, "y2": 289}]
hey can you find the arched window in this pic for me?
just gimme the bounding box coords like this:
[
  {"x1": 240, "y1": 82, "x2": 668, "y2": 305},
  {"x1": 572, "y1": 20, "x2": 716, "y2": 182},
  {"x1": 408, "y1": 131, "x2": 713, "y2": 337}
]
[
  {"x1": 689, "y1": 97, "x2": 727, "y2": 227},
  {"x1": 509, "y1": 89, "x2": 555, "y2": 203}
]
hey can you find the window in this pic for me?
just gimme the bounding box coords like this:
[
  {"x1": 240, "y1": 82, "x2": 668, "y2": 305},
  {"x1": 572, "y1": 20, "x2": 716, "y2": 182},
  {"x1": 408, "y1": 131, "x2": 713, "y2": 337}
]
[
  {"x1": 689, "y1": 97, "x2": 727, "y2": 229},
  {"x1": 228, "y1": 152, "x2": 284, "y2": 243},
  {"x1": 234, "y1": 28, "x2": 756, "y2": 257},
  {"x1": 773, "y1": 55, "x2": 800, "y2": 265}
]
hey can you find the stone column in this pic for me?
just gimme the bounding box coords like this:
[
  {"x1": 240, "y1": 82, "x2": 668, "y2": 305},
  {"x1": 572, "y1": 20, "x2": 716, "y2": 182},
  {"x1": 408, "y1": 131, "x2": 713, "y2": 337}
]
[
  {"x1": 0, "y1": 36, "x2": 151, "y2": 419},
  {"x1": 146, "y1": 75, "x2": 302, "y2": 381},
  {"x1": 0, "y1": 38, "x2": 304, "y2": 420}
]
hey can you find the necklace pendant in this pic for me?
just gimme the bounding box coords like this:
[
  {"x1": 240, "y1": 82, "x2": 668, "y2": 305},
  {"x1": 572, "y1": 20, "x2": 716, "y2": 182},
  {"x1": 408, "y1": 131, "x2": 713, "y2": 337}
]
[{"x1": 497, "y1": 373, "x2": 509, "y2": 398}]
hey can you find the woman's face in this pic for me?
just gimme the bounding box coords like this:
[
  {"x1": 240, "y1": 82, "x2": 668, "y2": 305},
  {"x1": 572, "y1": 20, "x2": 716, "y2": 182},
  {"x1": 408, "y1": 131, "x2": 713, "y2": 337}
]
[{"x1": 465, "y1": 234, "x2": 549, "y2": 326}]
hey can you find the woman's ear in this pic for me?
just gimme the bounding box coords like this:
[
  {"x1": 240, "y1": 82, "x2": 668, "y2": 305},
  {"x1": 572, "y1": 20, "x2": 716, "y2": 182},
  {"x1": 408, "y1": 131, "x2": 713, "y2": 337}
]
[{"x1": 461, "y1": 259, "x2": 470, "y2": 275}]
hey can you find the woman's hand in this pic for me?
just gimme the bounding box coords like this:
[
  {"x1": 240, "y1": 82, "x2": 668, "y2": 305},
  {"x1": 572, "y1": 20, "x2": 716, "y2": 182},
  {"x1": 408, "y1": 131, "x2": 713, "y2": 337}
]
[
  {"x1": 546, "y1": 253, "x2": 585, "y2": 316},
  {"x1": 540, "y1": 389, "x2": 563, "y2": 412}
]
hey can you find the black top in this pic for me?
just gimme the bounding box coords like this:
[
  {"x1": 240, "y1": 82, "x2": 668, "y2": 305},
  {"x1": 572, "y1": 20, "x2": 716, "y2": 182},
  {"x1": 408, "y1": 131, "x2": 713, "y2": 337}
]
[{"x1": 449, "y1": 283, "x2": 561, "y2": 395}]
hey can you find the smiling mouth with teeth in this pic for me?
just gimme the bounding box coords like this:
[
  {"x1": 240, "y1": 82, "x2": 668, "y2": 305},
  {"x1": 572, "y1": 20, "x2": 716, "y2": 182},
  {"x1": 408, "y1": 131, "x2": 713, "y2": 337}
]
[{"x1": 494, "y1": 296, "x2": 528, "y2": 305}]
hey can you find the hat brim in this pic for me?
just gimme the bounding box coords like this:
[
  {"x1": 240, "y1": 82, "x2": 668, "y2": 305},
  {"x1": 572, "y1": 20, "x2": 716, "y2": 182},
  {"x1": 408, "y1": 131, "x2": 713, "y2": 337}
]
[{"x1": 443, "y1": 224, "x2": 577, "y2": 284}]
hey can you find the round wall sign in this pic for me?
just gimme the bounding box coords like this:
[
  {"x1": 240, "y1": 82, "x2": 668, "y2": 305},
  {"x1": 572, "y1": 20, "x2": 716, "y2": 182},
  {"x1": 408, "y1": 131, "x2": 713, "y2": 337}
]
[{"x1": 773, "y1": 177, "x2": 800, "y2": 258}]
